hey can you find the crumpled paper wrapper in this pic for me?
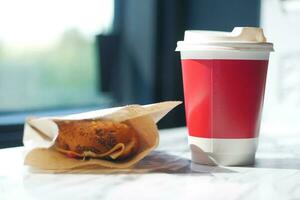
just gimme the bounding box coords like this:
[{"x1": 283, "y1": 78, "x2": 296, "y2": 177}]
[{"x1": 23, "y1": 101, "x2": 181, "y2": 172}]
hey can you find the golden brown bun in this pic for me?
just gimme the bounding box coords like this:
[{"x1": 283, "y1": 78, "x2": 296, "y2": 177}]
[{"x1": 54, "y1": 120, "x2": 139, "y2": 160}]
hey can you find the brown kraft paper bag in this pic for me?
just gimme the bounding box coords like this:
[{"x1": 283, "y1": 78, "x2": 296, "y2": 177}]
[{"x1": 23, "y1": 101, "x2": 181, "y2": 171}]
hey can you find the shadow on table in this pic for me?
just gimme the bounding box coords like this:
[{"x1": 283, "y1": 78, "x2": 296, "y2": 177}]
[
  {"x1": 252, "y1": 157, "x2": 300, "y2": 170},
  {"x1": 27, "y1": 151, "x2": 236, "y2": 174},
  {"x1": 135, "y1": 151, "x2": 236, "y2": 174}
]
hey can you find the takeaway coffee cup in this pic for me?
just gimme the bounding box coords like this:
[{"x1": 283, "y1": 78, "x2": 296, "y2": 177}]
[{"x1": 176, "y1": 27, "x2": 274, "y2": 166}]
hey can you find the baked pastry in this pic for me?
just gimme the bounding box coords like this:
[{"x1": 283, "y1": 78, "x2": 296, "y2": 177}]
[{"x1": 54, "y1": 120, "x2": 139, "y2": 160}]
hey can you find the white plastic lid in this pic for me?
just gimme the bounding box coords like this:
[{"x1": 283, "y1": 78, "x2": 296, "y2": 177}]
[{"x1": 176, "y1": 27, "x2": 274, "y2": 52}]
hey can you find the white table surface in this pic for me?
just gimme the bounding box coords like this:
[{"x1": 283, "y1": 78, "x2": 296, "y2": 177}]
[{"x1": 1, "y1": 127, "x2": 300, "y2": 200}]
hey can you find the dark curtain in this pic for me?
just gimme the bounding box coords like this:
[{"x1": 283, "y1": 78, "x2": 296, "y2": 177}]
[
  {"x1": 99, "y1": 0, "x2": 260, "y2": 128},
  {"x1": 153, "y1": 0, "x2": 186, "y2": 128}
]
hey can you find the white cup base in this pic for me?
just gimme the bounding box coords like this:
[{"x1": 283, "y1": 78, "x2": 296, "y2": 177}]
[{"x1": 188, "y1": 136, "x2": 258, "y2": 166}]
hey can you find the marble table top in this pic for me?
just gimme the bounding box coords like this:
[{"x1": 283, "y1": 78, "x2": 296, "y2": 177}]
[{"x1": 1, "y1": 127, "x2": 300, "y2": 200}]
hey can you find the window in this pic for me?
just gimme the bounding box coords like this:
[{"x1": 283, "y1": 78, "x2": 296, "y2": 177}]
[
  {"x1": 261, "y1": 0, "x2": 300, "y2": 133},
  {"x1": 0, "y1": 0, "x2": 114, "y2": 111}
]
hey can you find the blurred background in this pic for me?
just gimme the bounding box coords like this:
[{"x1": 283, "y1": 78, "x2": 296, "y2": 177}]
[{"x1": 0, "y1": 0, "x2": 298, "y2": 148}]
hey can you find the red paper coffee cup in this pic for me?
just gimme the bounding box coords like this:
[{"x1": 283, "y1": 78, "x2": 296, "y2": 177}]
[{"x1": 176, "y1": 27, "x2": 274, "y2": 166}]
